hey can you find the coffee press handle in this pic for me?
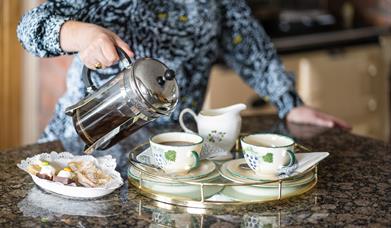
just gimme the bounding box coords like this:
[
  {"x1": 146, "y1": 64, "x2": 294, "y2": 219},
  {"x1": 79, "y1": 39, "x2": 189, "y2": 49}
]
[
  {"x1": 82, "y1": 46, "x2": 135, "y2": 94},
  {"x1": 179, "y1": 108, "x2": 198, "y2": 133}
]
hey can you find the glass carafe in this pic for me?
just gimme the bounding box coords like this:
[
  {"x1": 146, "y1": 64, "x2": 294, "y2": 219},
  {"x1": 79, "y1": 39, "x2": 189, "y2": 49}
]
[{"x1": 65, "y1": 47, "x2": 178, "y2": 154}]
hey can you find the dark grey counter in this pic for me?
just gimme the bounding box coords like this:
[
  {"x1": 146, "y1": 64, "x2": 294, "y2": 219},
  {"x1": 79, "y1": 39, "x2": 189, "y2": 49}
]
[{"x1": 0, "y1": 115, "x2": 390, "y2": 227}]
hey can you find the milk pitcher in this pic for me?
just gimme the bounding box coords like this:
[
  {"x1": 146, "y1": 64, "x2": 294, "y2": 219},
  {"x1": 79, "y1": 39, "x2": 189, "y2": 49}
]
[{"x1": 179, "y1": 103, "x2": 246, "y2": 151}]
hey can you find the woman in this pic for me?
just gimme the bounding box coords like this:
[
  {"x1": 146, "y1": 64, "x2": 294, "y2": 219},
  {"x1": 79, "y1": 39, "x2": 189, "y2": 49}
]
[{"x1": 17, "y1": 0, "x2": 350, "y2": 143}]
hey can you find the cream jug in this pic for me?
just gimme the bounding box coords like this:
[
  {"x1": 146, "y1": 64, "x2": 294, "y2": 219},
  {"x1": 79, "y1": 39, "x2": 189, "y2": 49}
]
[{"x1": 179, "y1": 103, "x2": 246, "y2": 151}]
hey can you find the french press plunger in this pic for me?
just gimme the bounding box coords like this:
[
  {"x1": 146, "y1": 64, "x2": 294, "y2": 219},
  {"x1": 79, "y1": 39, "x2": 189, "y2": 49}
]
[{"x1": 65, "y1": 47, "x2": 179, "y2": 154}]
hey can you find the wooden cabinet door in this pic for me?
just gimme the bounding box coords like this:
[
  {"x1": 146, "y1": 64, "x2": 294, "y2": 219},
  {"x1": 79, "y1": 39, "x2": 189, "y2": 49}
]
[
  {"x1": 0, "y1": 0, "x2": 23, "y2": 149},
  {"x1": 296, "y1": 45, "x2": 389, "y2": 141}
]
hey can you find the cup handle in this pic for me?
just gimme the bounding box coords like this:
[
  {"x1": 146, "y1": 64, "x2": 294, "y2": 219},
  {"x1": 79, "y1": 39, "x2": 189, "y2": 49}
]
[
  {"x1": 286, "y1": 150, "x2": 296, "y2": 167},
  {"x1": 179, "y1": 108, "x2": 197, "y2": 133},
  {"x1": 191, "y1": 151, "x2": 200, "y2": 169}
]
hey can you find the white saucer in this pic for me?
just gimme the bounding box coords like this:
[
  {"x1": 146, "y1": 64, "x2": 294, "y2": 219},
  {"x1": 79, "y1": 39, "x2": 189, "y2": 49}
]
[
  {"x1": 128, "y1": 163, "x2": 219, "y2": 185},
  {"x1": 219, "y1": 152, "x2": 329, "y2": 187},
  {"x1": 128, "y1": 167, "x2": 223, "y2": 200},
  {"x1": 220, "y1": 160, "x2": 315, "y2": 188},
  {"x1": 220, "y1": 178, "x2": 317, "y2": 201},
  {"x1": 226, "y1": 159, "x2": 280, "y2": 181},
  {"x1": 132, "y1": 160, "x2": 216, "y2": 181}
]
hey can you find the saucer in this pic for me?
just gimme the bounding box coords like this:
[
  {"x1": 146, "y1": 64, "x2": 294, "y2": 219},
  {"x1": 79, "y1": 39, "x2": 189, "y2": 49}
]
[
  {"x1": 128, "y1": 166, "x2": 224, "y2": 200},
  {"x1": 220, "y1": 160, "x2": 315, "y2": 188},
  {"x1": 128, "y1": 166, "x2": 220, "y2": 184},
  {"x1": 132, "y1": 160, "x2": 216, "y2": 181},
  {"x1": 221, "y1": 152, "x2": 329, "y2": 181},
  {"x1": 226, "y1": 159, "x2": 279, "y2": 181},
  {"x1": 173, "y1": 160, "x2": 216, "y2": 180},
  {"x1": 220, "y1": 178, "x2": 317, "y2": 201},
  {"x1": 128, "y1": 167, "x2": 223, "y2": 200}
]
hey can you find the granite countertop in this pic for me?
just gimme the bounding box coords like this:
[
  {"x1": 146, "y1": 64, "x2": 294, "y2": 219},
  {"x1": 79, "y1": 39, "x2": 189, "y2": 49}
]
[{"x1": 0, "y1": 115, "x2": 390, "y2": 227}]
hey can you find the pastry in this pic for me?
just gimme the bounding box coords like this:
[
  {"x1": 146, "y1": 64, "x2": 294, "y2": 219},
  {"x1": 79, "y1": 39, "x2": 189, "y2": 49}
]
[
  {"x1": 26, "y1": 164, "x2": 41, "y2": 176},
  {"x1": 69, "y1": 161, "x2": 111, "y2": 187},
  {"x1": 53, "y1": 167, "x2": 75, "y2": 185},
  {"x1": 36, "y1": 161, "x2": 56, "y2": 180}
]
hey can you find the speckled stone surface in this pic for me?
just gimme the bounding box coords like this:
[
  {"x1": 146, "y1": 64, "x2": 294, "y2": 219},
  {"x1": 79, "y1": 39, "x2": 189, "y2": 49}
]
[{"x1": 0, "y1": 115, "x2": 390, "y2": 227}]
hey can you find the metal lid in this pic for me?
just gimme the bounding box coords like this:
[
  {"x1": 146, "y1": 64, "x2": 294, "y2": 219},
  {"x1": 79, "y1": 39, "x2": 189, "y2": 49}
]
[{"x1": 130, "y1": 58, "x2": 178, "y2": 115}]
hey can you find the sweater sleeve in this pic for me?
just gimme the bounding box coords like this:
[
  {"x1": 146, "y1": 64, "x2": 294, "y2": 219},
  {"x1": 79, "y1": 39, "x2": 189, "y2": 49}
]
[
  {"x1": 16, "y1": 0, "x2": 98, "y2": 57},
  {"x1": 219, "y1": 0, "x2": 303, "y2": 118}
]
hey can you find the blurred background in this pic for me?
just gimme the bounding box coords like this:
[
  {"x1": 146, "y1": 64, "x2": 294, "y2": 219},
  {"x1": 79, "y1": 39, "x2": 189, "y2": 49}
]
[{"x1": 1, "y1": 0, "x2": 390, "y2": 150}]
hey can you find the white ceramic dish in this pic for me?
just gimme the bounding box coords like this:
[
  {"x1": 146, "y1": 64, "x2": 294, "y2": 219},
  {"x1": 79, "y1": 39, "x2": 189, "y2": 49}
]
[
  {"x1": 128, "y1": 164, "x2": 220, "y2": 185},
  {"x1": 220, "y1": 153, "x2": 324, "y2": 201},
  {"x1": 220, "y1": 152, "x2": 329, "y2": 182},
  {"x1": 220, "y1": 159, "x2": 315, "y2": 188},
  {"x1": 17, "y1": 152, "x2": 124, "y2": 199},
  {"x1": 133, "y1": 159, "x2": 216, "y2": 181},
  {"x1": 128, "y1": 166, "x2": 223, "y2": 200},
  {"x1": 220, "y1": 179, "x2": 316, "y2": 201}
]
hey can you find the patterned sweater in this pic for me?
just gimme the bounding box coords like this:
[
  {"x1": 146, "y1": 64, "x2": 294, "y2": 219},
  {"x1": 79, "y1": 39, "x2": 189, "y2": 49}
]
[{"x1": 17, "y1": 0, "x2": 303, "y2": 142}]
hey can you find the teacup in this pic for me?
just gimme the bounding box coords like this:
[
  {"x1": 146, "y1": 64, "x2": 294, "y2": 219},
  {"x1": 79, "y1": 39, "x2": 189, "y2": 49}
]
[
  {"x1": 240, "y1": 133, "x2": 296, "y2": 178},
  {"x1": 150, "y1": 132, "x2": 203, "y2": 174}
]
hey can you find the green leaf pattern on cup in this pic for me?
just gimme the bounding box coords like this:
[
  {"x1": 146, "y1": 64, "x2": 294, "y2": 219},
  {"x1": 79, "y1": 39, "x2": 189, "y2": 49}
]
[
  {"x1": 262, "y1": 153, "x2": 273, "y2": 163},
  {"x1": 164, "y1": 150, "x2": 176, "y2": 162}
]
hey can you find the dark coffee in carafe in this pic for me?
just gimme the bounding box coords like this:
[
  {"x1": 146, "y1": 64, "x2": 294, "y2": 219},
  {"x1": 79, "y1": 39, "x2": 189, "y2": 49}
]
[{"x1": 65, "y1": 47, "x2": 178, "y2": 153}]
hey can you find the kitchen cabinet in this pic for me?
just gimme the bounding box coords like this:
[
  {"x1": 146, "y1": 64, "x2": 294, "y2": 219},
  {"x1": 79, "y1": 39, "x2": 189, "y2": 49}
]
[
  {"x1": 203, "y1": 43, "x2": 390, "y2": 141},
  {"x1": 0, "y1": 0, "x2": 23, "y2": 149}
]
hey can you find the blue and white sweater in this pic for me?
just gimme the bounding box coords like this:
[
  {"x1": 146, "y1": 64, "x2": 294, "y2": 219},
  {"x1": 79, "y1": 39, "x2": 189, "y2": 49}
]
[{"x1": 17, "y1": 0, "x2": 303, "y2": 142}]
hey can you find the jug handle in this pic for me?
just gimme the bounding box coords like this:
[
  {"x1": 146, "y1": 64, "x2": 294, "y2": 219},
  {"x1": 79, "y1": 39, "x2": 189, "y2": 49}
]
[
  {"x1": 82, "y1": 46, "x2": 135, "y2": 94},
  {"x1": 179, "y1": 108, "x2": 198, "y2": 133}
]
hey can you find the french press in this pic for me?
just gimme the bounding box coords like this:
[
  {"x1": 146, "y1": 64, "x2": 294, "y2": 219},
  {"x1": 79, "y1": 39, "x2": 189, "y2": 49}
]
[{"x1": 65, "y1": 47, "x2": 178, "y2": 154}]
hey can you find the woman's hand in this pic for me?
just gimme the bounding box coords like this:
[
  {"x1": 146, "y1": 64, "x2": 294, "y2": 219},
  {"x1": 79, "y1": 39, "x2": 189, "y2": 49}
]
[
  {"x1": 286, "y1": 106, "x2": 352, "y2": 130},
  {"x1": 60, "y1": 21, "x2": 133, "y2": 69}
]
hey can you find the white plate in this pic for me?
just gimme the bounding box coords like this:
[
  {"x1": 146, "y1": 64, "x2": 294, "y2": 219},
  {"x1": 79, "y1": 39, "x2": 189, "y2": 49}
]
[
  {"x1": 133, "y1": 160, "x2": 216, "y2": 181},
  {"x1": 220, "y1": 152, "x2": 329, "y2": 182},
  {"x1": 220, "y1": 179, "x2": 316, "y2": 201},
  {"x1": 17, "y1": 152, "x2": 123, "y2": 199},
  {"x1": 128, "y1": 166, "x2": 223, "y2": 200},
  {"x1": 128, "y1": 164, "x2": 220, "y2": 185},
  {"x1": 220, "y1": 160, "x2": 315, "y2": 188}
]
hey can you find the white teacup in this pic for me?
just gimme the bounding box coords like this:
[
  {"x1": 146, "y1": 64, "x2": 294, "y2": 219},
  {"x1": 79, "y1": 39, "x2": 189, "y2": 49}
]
[
  {"x1": 240, "y1": 133, "x2": 296, "y2": 178},
  {"x1": 150, "y1": 132, "x2": 203, "y2": 174}
]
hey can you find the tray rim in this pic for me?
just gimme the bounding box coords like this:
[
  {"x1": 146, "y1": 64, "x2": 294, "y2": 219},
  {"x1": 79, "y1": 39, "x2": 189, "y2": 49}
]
[
  {"x1": 128, "y1": 142, "x2": 318, "y2": 208},
  {"x1": 128, "y1": 172, "x2": 317, "y2": 209}
]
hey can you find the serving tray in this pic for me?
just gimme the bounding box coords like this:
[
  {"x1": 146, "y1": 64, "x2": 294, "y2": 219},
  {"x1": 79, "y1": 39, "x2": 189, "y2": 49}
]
[{"x1": 128, "y1": 144, "x2": 318, "y2": 209}]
